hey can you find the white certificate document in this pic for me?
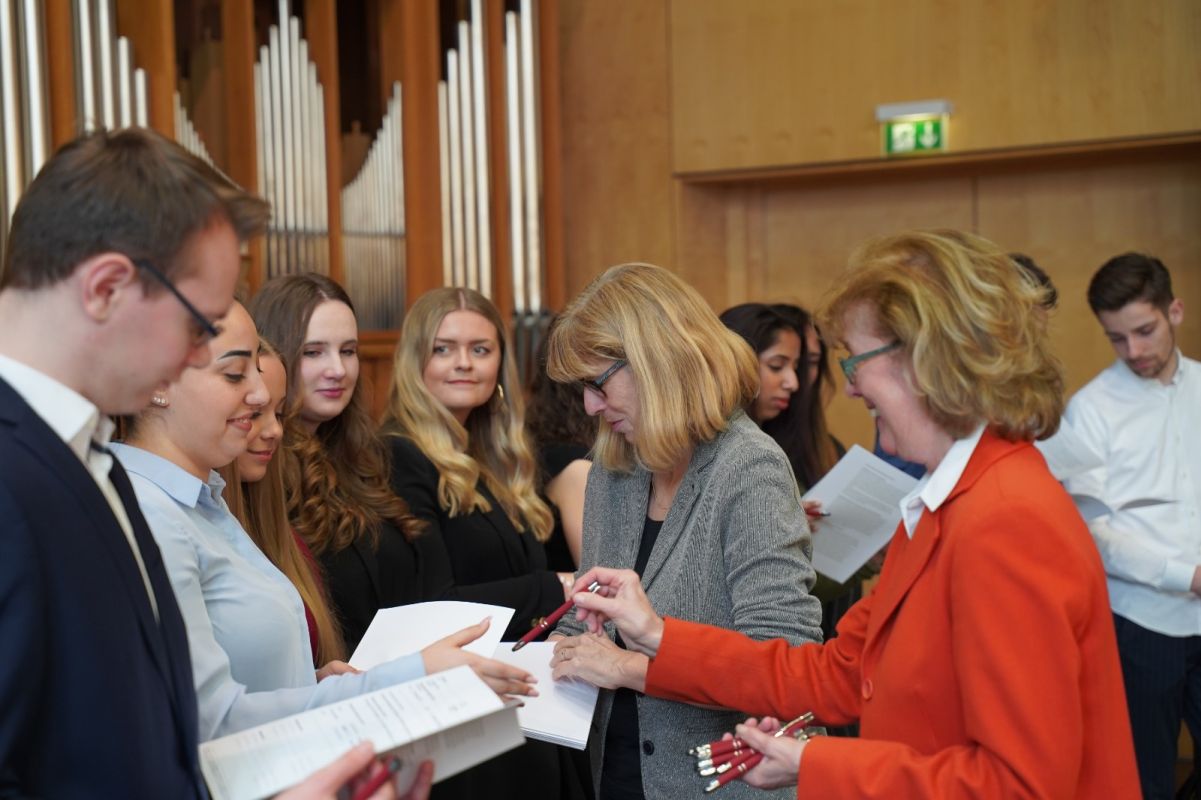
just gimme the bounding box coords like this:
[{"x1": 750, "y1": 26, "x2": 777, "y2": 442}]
[
  {"x1": 493, "y1": 642, "x2": 598, "y2": 749},
  {"x1": 199, "y1": 666, "x2": 524, "y2": 800},
  {"x1": 802, "y1": 445, "x2": 918, "y2": 583},
  {"x1": 350, "y1": 601, "x2": 516, "y2": 670}
]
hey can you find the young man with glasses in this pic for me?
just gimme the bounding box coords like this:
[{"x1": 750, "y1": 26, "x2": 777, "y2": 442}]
[
  {"x1": 0, "y1": 128, "x2": 268, "y2": 797},
  {"x1": 1062, "y1": 253, "x2": 1200, "y2": 800}
]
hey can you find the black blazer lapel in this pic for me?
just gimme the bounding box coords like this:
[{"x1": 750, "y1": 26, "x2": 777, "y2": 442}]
[
  {"x1": 107, "y1": 458, "x2": 202, "y2": 773},
  {"x1": 0, "y1": 381, "x2": 180, "y2": 723}
]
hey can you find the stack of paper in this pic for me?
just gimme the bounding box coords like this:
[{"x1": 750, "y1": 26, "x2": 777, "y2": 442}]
[
  {"x1": 493, "y1": 642, "x2": 599, "y2": 749},
  {"x1": 199, "y1": 666, "x2": 524, "y2": 800},
  {"x1": 803, "y1": 445, "x2": 919, "y2": 583},
  {"x1": 350, "y1": 601, "x2": 515, "y2": 670}
]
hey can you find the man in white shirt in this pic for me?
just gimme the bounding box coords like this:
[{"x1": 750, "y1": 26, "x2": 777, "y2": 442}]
[
  {"x1": 1063, "y1": 253, "x2": 1201, "y2": 800},
  {"x1": 0, "y1": 128, "x2": 268, "y2": 797}
]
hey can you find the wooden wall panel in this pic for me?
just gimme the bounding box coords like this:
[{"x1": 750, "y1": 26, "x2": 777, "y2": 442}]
[
  {"x1": 669, "y1": 0, "x2": 1201, "y2": 174},
  {"x1": 977, "y1": 153, "x2": 1201, "y2": 397},
  {"x1": 558, "y1": 0, "x2": 675, "y2": 302}
]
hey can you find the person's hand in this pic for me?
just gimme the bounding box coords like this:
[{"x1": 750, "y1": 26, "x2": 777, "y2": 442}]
[
  {"x1": 316, "y1": 660, "x2": 363, "y2": 682},
  {"x1": 420, "y1": 618, "x2": 538, "y2": 697},
  {"x1": 557, "y1": 571, "x2": 576, "y2": 601},
  {"x1": 726, "y1": 717, "x2": 806, "y2": 791},
  {"x1": 801, "y1": 500, "x2": 825, "y2": 532},
  {"x1": 568, "y1": 567, "x2": 664, "y2": 657},
  {"x1": 1192, "y1": 565, "x2": 1201, "y2": 597},
  {"x1": 274, "y1": 741, "x2": 435, "y2": 800},
  {"x1": 550, "y1": 633, "x2": 648, "y2": 691}
]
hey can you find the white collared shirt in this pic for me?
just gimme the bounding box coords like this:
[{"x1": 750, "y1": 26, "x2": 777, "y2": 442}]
[
  {"x1": 0, "y1": 354, "x2": 158, "y2": 619},
  {"x1": 1063, "y1": 352, "x2": 1201, "y2": 637},
  {"x1": 898, "y1": 424, "x2": 987, "y2": 538}
]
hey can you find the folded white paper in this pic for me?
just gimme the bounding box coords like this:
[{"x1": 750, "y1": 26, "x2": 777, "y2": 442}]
[
  {"x1": 1071, "y1": 494, "x2": 1174, "y2": 522},
  {"x1": 803, "y1": 445, "x2": 919, "y2": 583},
  {"x1": 350, "y1": 601, "x2": 516, "y2": 671},
  {"x1": 199, "y1": 666, "x2": 524, "y2": 800},
  {"x1": 493, "y1": 642, "x2": 598, "y2": 749}
]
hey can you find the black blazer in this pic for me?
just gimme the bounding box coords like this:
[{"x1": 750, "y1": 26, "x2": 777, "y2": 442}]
[
  {"x1": 318, "y1": 519, "x2": 425, "y2": 653},
  {"x1": 388, "y1": 435, "x2": 564, "y2": 642},
  {"x1": 387, "y1": 434, "x2": 588, "y2": 800},
  {"x1": 0, "y1": 378, "x2": 204, "y2": 798}
]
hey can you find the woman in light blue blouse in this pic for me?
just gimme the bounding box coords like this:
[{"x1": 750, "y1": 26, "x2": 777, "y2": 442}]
[{"x1": 114, "y1": 301, "x2": 535, "y2": 741}]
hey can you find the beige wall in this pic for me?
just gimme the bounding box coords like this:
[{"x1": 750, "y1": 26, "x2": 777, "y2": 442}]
[{"x1": 556, "y1": 1, "x2": 1201, "y2": 451}]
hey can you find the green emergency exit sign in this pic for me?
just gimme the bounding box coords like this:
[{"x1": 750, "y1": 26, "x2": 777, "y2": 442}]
[{"x1": 883, "y1": 115, "x2": 947, "y2": 156}]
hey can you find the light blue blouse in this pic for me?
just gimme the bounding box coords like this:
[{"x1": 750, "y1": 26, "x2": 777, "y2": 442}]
[{"x1": 112, "y1": 444, "x2": 424, "y2": 741}]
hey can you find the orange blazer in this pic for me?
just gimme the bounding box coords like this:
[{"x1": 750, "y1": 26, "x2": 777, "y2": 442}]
[{"x1": 645, "y1": 431, "x2": 1140, "y2": 798}]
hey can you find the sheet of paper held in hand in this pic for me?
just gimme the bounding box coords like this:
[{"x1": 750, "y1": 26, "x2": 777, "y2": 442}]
[
  {"x1": 802, "y1": 445, "x2": 919, "y2": 583},
  {"x1": 350, "y1": 601, "x2": 516, "y2": 670},
  {"x1": 493, "y1": 642, "x2": 599, "y2": 750},
  {"x1": 199, "y1": 666, "x2": 525, "y2": 800}
]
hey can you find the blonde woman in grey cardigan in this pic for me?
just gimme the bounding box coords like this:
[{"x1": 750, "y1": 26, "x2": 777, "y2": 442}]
[{"x1": 546, "y1": 263, "x2": 822, "y2": 800}]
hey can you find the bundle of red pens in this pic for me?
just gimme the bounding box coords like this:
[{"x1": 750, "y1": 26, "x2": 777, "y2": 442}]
[{"x1": 689, "y1": 712, "x2": 817, "y2": 793}]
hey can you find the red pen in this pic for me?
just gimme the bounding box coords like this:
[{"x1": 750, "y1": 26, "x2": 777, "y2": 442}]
[
  {"x1": 704, "y1": 752, "x2": 762, "y2": 793},
  {"x1": 511, "y1": 580, "x2": 601, "y2": 651},
  {"x1": 689, "y1": 711, "x2": 814, "y2": 757},
  {"x1": 349, "y1": 755, "x2": 401, "y2": 800}
]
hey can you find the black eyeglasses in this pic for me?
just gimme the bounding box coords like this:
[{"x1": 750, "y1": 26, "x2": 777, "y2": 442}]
[
  {"x1": 132, "y1": 258, "x2": 221, "y2": 345},
  {"x1": 577, "y1": 359, "x2": 627, "y2": 399}
]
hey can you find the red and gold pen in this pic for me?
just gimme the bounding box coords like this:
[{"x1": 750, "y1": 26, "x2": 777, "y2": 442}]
[
  {"x1": 349, "y1": 755, "x2": 402, "y2": 800},
  {"x1": 511, "y1": 580, "x2": 601, "y2": 651},
  {"x1": 689, "y1": 712, "x2": 814, "y2": 758},
  {"x1": 704, "y1": 752, "x2": 762, "y2": 793}
]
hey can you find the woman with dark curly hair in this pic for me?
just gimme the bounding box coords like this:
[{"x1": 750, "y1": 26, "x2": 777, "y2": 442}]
[
  {"x1": 526, "y1": 318, "x2": 597, "y2": 571},
  {"x1": 248, "y1": 274, "x2": 425, "y2": 652}
]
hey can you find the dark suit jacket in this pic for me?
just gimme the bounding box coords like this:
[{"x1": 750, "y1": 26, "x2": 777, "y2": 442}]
[
  {"x1": 0, "y1": 378, "x2": 204, "y2": 798},
  {"x1": 387, "y1": 435, "x2": 564, "y2": 641}
]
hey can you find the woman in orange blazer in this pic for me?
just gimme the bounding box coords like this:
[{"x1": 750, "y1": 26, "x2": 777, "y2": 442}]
[{"x1": 551, "y1": 230, "x2": 1141, "y2": 798}]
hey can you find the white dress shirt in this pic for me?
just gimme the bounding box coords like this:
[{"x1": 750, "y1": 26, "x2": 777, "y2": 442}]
[
  {"x1": 1063, "y1": 352, "x2": 1201, "y2": 637},
  {"x1": 898, "y1": 424, "x2": 986, "y2": 538},
  {"x1": 111, "y1": 444, "x2": 425, "y2": 741},
  {"x1": 0, "y1": 354, "x2": 158, "y2": 619}
]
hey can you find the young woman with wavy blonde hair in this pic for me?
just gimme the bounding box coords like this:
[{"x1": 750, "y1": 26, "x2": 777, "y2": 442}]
[
  {"x1": 382, "y1": 286, "x2": 587, "y2": 800},
  {"x1": 384, "y1": 287, "x2": 551, "y2": 543}
]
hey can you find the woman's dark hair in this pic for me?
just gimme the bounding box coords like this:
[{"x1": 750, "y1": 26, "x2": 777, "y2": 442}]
[
  {"x1": 525, "y1": 318, "x2": 597, "y2": 487},
  {"x1": 248, "y1": 273, "x2": 419, "y2": 555},
  {"x1": 719, "y1": 302, "x2": 838, "y2": 489}
]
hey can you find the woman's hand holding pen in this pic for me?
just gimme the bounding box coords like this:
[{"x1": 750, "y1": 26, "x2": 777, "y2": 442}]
[
  {"x1": 551, "y1": 633, "x2": 648, "y2": 691},
  {"x1": 801, "y1": 500, "x2": 826, "y2": 532},
  {"x1": 725, "y1": 717, "x2": 806, "y2": 790},
  {"x1": 568, "y1": 567, "x2": 664, "y2": 658},
  {"x1": 420, "y1": 618, "x2": 539, "y2": 698}
]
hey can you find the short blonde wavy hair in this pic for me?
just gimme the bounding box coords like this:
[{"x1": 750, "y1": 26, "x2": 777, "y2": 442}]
[
  {"x1": 382, "y1": 287, "x2": 552, "y2": 542},
  {"x1": 818, "y1": 230, "x2": 1064, "y2": 442},
  {"x1": 547, "y1": 263, "x2": 759, "y2": 473}
]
